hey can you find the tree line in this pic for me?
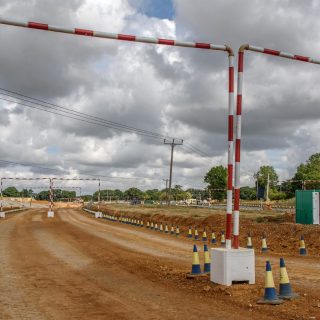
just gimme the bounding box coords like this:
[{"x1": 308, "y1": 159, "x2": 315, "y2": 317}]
[
  {"x1": 204, "y1": 153, "x2": 320, "y2": 201},
  {"x1": 1, "y1": 187, "x2": 76, "y2": 201},
  {"x1": 2, "y1": 153, "x2": 319, "y2": 202}
]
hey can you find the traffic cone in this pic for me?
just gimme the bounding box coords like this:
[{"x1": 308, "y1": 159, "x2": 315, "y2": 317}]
[
  {"x1": 194, "y1": 228, "x2": 199, "y2": 241},
  {"x1": 202, "y1": 229, "x2": 207, "y2": 242},
  {"x1": 211, "y1": 231, "x2": 216, "y2": 244},
  {"x1": 187, "y1": 226, "x2": 193, "y2": 238},
  {"x1": 176, "y1": 226, "x2": 180, "y2": 236},
  {"x1": 154, "y1": 223, "x2": 158, "y2": 231},
  {"x1": 247, "y1": 232, "x2": 253, "y2": 249},
  {"x1": 278, "y1": 258, "x2": 299, "y2": 299},
  {"x1": 299, "y1": 235, "x2": 307, "y2": 256},
  {"x1": 136, "y1": 219, "x2": 140, "y2": 226},
  {"x1": 186, "y1": 245, "x2": 203, "y2": 278},
  {"x1": 203, "y1": 244, "x2": 211, "y2": 274},
  {"x1": 146, "y1": 221, "x2": 150, "y2": 228},
  {"x1": 160, "y1": 223, "x2": 163, "y2": 232},
  {"x1": 220, "y1": 231, "x2": 226, "y2": 247},
  {"x1": 257, "y1": 261, "x2": 284, "y2": 305},
  {"x1": 150, "y1": 222, "x2": 154, "y2": 230},
  {"x1": 261, "y1": 233, "x2": 268, "y2": 252},
  {"x1": 165, "y1": 224, "x2": 169, "y2": 233},
  {"x1": 170, "y1": 225, "x2": 174, "y2": 235}
]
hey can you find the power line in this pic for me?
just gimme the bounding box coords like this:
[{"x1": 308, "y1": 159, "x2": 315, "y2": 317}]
[
  {"x1": 0, "y1": 159, "x2": 160, "y2": 181},
  {"x1": 0, "y1": 88, "x2": 173, "y2": 141},
  {"x1": 0, "y1": 87, "x2": 216, "y2": 162}
]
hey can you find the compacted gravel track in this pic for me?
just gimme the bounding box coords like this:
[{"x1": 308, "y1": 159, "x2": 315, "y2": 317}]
[{"x1": 0, "y1": 208, "x2": 318, "y2": 319}]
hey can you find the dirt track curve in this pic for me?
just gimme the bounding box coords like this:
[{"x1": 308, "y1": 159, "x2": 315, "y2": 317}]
[{"x1": 0, "y1": 208, "x2": 319, "y2": 320}]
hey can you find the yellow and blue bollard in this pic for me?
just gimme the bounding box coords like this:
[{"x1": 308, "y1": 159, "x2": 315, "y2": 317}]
[
  {"x1": 186, "y1": 245, "x2": 203, "y2": 278},
  {"x1": 261, "y1": 233, "x2": 268, "y2": 252},
  {"x1": 211, "y1": 231, "x2": 216, "y2": 244},
  {"x1": 220, "y1": 231, "x2": 226, "y2": 247},
  {"x1": 194, "y1": 227, "x2": 199, "y2": 241},
  {"x1": 247, "y1": 232, "x2": 253, "y2": 249},
  {"x1": 278, "y1": 257, "x2": 299, "y2": 299},
  {"x1": 299, "y1": 235, "x2": 307, "y2": 256},
  {"x1": 203, "y1": 244, "x2": 211, "y2": 274},
  {"x1": 176, "y1": 226, "x2": 180, "y2": 236},
  {"x1": 258, "y1": 260, "x2": 284, "y2": 305},
  {"x1": 187, "y1": 226, "x2": 193, "y2": 238},
  {"x1": 202, "y1": 229, "x2": 207, "y2": 242}
]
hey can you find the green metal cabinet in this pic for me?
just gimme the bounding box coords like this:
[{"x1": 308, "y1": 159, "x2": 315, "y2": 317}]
[{"x1": 296, "y1": 190, "x2": 320, "y2": 225}]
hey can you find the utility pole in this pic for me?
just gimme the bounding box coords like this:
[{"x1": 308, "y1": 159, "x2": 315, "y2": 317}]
[
  {"x1": 266, "y1": 173, "x2": 270, "y2": 202},
  {"x1": 162, "y1": 179, "x2": 169, "y2": 203},
  {"x1": 164, "y1": 138, "x2": 183, "y2": 205}
]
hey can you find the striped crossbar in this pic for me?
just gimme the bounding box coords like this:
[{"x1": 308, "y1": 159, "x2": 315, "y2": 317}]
[{"x1": 233, "y1": 44, "x2": 320, "y2": 249}]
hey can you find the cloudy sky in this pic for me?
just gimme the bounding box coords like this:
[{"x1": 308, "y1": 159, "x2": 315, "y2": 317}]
[{"x1": 0, "y1": 0, "x2": 320, "y2": 193}]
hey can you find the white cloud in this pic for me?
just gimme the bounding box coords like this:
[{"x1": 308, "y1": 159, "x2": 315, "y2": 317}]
[{"x1": 0, "y1": 0, "x2": 320, "y2": 192}]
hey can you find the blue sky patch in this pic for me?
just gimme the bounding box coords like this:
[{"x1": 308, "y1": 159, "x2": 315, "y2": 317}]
[
  {"x1": 132, "y1": 0, "x2": 175, "y2": 19},
  {"x1": 47, "y1": 146, "x2": 60, "y2": 155}
]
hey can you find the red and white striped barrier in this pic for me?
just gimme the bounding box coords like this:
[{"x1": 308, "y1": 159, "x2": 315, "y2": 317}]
[
  {"x1": 233, "y1": 44, "x2": 320, "y2": 248},
  {"x1": 0, "y1": 18, "x2": 235, "y2": 248},
  {"x1": 0, "y1": 177, "x2": 52, "y2": 214},
  {"x1": 51, "y1": 177, "x2": 99, "y2": 202}
]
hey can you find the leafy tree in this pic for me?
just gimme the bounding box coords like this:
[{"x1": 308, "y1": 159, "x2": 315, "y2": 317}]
[
  {"x1": 204, "y1": 165, "x2": 227, "y2": 200},
  {"x1": 269, "y1": 189, "x2": 286, "y2": 200},
  {"x1": 254, "y1": 166, "x2": 278, "y2": 188},
  {"x1": 3, "y1": 186, "x2": 20, "y2": 197},
  {"x1": 145, "y1": 189, "x2": 160, "y2": 201},
  {"x1": 81, "y1": 195, "x2": 93, "y2": 202},
  {"x1": 240, "y1": 186, "x2": 256, "y2": 200},
  {"x1": 171, "y1": 185, "x2": 191, "y2": 201},
  {"x1": 293, "y1": 153, "x2": 320, "y2": 189},
  {"x1": 18, "y1": 189, "x2": 33, "y2": 197},
  {"x1": 124, "y1": 187, "x2": 145, "y2": 200},
  {"x1": 35, "y1": 190, "x2": 50, "y2": 200}
]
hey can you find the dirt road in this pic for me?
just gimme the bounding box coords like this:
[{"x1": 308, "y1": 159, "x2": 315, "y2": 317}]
[{"x1": 0, "y1": 209, "x2": 318, "y2": 319}]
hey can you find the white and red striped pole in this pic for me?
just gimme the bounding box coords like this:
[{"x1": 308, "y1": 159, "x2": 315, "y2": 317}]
[
  {"x1": 0, "y1": 177, "x2": 52, "y2": 213},
  {"x1": 233, "y1": 44, "x2": 320, "y2": 249},
  {"x1": 52, "y1": 177, "x2": 100, "y2": 202},
  {"x1": 49, "y1": 178, "x2": 53, "y2": 212},
  {"x1": 0, "y1": 178, "x2": 3, "y2": 212},
  {"x1": 0, "y1": 18, "x2": 235, "y2": 248}
]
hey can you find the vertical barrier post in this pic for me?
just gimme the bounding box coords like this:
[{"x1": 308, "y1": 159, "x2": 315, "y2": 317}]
[
  {"x1": 0, "y1": 178, "x2": 3, "y2": 212},
  {"x1": 0, "y1": 17, "x2": 235, "y2": 249}
]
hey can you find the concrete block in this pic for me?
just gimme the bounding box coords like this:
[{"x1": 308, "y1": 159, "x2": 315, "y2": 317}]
[
  {"x1": 95, "y1": 212, "x2": 102, "y2": 218},
  {"x1": 210, "y1": 247, "x2": 255, "y2": 286},
  {"x1": 47, "y1": 211, "x2": 54, "y2": 218}
]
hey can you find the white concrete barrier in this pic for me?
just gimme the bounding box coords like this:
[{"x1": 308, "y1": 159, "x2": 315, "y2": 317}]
[
  {"x1": 83, "y1": 208, "x2": 102, "y2": 218},
  {"x1": 47, "y1": 211, "x2": 55, "y2": 218},
  {"x1": 210, "y1": 247, "x2": 255, "y2": 286}
]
